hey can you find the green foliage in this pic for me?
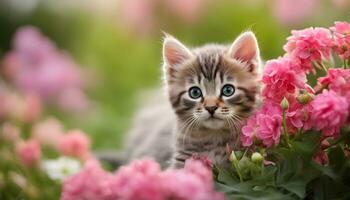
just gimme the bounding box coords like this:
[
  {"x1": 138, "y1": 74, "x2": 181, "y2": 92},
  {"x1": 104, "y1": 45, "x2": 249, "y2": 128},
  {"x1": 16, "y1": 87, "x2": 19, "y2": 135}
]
[
  {"x1": 215, "y1": 131, "x2": 350, "y2": 200},
  {"x1": 0, "y1": 140, "x2": 61, "y2": 200}
]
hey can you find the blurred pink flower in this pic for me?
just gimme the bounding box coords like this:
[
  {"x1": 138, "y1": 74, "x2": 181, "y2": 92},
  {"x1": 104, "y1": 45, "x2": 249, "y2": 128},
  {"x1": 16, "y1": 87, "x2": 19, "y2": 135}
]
[
  {"x1": 1, "y1": 122, "x2": 21, "y2": 143},
  {"x1": 57, "y1": 88, "x2": 90, "y2": 113},
  {"x1": 58, "y1": 130, "x2": 91, "y2": 160},
  {"x1": 272, "y1": 0, "x2": 317, "y2": 25},
  {"x1": 160, "y1": 160, "x2": 224, "y2": 200},
  {"x1": 330, "y1": 21, "x2": 350, "y2": 60},
  {"x1": 332, "y1": 0, "x2": 350, "y2": 10},
  {"x1": 118, "y1": 0, "x2": 208, "y2": 35},
  {"x1": 113, "y1": 158, "x2": 164, "y2": 200},
  {"x1": 262, "y1": 58, "x2": 306, "y2": 102},
  {"x1": 1, "y1": 26, "x2": 89, "y2": 112},
  {"x1": 61, "y1": 159, "x2": 117, "y2": 200},
  {"x1": 62, "y1": 158, "x2": 224, "y2": 200},
  {"x1": 166, "y1": 0, "x2": 206, "y2": 23},
  {"x1": 119, "y1": 0, "x2": 155, "y2": 35},
  {"x1": 191, "y1": 154, "x2": 213, "y2": 169},
  {"x1": 183, "y1": 158, "x2": 214, "y2": 185},
  {"x1": 23, "y1": 93, "x2": 42, "y2": 123},
  {"x1": 16, "y1": 139, "x2": 41, "y2": 167},
  {"x1": 284, "y1": 28, "x2": 333, "y2": 73},
  {"x1": 31, "y1": 117, "x2": 64, "y2": 148},
  {"x1": 0, "y1": 89, "x2": 42, "y2": 123},
  {"x1": 309, "y1": 90, "x2": 349, "y2": 138}
]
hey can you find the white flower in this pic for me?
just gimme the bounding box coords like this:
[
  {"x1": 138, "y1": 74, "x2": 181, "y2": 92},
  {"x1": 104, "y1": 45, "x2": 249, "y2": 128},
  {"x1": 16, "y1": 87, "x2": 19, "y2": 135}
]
[{"x1": 41, "y1": 156, "x2": 81, "y2": 181}]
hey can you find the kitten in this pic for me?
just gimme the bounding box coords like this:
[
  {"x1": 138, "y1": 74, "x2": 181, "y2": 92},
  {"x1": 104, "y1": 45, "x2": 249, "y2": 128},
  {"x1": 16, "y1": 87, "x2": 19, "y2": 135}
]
[{"x1": 123, "y1": 31, "x2": 262, "y2": 169}]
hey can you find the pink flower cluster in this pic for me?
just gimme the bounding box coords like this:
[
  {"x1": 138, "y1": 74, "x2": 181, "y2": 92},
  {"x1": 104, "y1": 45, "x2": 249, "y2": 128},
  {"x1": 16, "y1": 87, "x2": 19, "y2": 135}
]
[
  {"x1": 61, "y1": 158, "x2": 225, "y2": 200},
  {"x1": 58, "y1": 130, "x2": 91, "y2": 161},
  {"x1": 0, "y1": 86, "x2": 42, "y2": 123},
  {"x1": 1, "y1": 26, "x2": 89, "y2": 112},
  {"x1": 15, "y1": 140, "x2": 41, "y2": 167},
  {"x1": 262, "y1": 58, "x2": 306, "y2": 102},
  {"x1": 284, "y1": 27, "x2": 333, "y2": 73},
  {"x1": 241, "y1": 101, "x2": 283, "y2": 147},
  {"x1": 309, "y1": 91, "x2": 348, "y2": 138},
  {"x1": 319, "y1": 68, "x2": 350, "y2": 100},
  {"x1": 0, "y1": 115, "x2": 92, "y2": 167},
  {"x1": 241, "y1": 22, "x2": 350, "y2": 148},
  {"x1": 119, "y1": 0, "x2": 208, "y2": 35},
  {"x1": 331, "y1": 21, "x2": 350, "y2": 60}
]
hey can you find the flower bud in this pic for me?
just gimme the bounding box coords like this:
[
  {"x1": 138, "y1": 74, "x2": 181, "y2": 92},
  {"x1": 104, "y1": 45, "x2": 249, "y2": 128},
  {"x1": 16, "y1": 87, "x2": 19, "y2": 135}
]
[
  {"x1": 229, "y1": 151, "x2": 238, "y2": 162},
  {"x1": 296, "y1": 92, "x2": 312, "y2": 105},
  {"x1": 281, "y1": 97, "x2": 289, "y2": 110},
  {"x1": 251, "y1": 152, "x2": 263, "y2": 164},
  {"x1": 234, "y1": 151, "x2": 244, "y2": 160}
]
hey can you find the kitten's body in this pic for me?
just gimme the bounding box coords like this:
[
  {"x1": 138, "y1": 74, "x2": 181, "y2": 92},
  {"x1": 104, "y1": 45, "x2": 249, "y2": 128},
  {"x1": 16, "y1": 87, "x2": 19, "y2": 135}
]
[{"x1": 123, "y1": 33, "x2": 262, "y2": 169}]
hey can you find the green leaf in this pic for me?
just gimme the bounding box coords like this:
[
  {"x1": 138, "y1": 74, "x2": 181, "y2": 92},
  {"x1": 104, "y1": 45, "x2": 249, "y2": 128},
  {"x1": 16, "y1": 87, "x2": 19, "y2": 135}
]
[
  {"x1": 328, "y1": 146, "x2": 346, "y2": 171},
  {"x1": 217, "y1": 168, "x2": 239, "y2": 185}
]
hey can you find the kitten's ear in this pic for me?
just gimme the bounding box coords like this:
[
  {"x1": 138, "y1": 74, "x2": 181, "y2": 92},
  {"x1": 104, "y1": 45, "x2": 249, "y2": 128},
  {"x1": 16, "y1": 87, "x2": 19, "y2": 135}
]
[
  {"x1": 228, "y1": 31, "x2": 260, "y2": 72},
  {"x1": 162, "y1": 35, "x2": 193, "y2": 68}
]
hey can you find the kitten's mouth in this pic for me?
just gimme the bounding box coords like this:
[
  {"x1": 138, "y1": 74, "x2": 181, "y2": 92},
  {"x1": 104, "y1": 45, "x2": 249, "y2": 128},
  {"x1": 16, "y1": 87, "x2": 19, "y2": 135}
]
[{"x1": 206, "y1": 116, "x2": 222, "y2": 121}]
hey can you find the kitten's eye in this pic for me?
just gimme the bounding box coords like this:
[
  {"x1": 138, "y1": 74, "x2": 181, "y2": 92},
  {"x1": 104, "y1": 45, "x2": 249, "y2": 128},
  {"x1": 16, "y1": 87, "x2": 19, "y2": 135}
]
[
  {"x1": 221, "y1": 84, "x2": 235, "y2": 97},
  {"x1": 189, "y1": 87, "x2": 202, "y2": 99}
]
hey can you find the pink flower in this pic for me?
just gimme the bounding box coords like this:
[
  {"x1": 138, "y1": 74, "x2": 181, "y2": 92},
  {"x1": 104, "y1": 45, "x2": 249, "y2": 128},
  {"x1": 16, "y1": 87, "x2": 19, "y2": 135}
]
[
  {"x1": 241, "y1": 101, "x2": 283, "y2": 147},
  {"x1": 330, "y1": 21, "x2": 350, "y2": 60},
  {"x1": 285, "y1": 97, "x2": 303, "y2": 130},
  {"x1": 31, "y1": 117, "x2": 64, "y2": 148},
  {"x1": 16, "y1": 140, "x2": 41, "y2": 167},
  {"x1": 284, "y1": 95, "x2": 314, "y2": 132},
  {"x1": 191, "y1": 154, "x2": 213, "y2": 169},
  {"x1": 262, "y1": 58, "x2": 306, "y2": 102},
  {"x1": 2, "y1": 26, "x2": 89, "y2": 112},
  {"x1": 241, "y1": 114, "x2": 257, "y2": 147},
  {"x1": 61, "y1": 159, "x2": 225, "y2": 200},
  {"x1": 160, "y1": 160, "x2": 224, "y2": 200},
  {"x1": 309, "y1": 90, "x2": 349, "y2": 137},
  {"x1": 22, "y1": 93, "x2": 42, "y2": 123},
  {"x1": 58, "y1": 130, "x2": 91, "y2": 160},
  {"x1": 0, "y1": 89, "x2": 42, "y2": 123},
  {"x1": 113, "y1": 158, "x2": 164, "y2": 200},
  {"x1": 319, "y1": 68, "x2": 350, "y2": 99},
  {"x1": 61, "y1": 160, "x2": 118, "y2": 200},
  {"x1": 284, "y1": 28, "x2": 333, "y2": 73},
  {"x1": 256, "y1": 101, "x2": 283, "y2": 147},
  {"x1": 313, "y1": 150, "x2": 329, "y2": 165},
  {"x1": 1, "y1": 122, "x2": 21, "y2": 143}
]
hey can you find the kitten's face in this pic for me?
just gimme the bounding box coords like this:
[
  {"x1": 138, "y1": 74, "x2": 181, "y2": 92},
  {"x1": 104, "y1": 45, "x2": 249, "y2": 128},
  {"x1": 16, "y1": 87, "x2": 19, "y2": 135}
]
[{"x1": 163, "y1": 32, "x2": 261, "y2": 131}]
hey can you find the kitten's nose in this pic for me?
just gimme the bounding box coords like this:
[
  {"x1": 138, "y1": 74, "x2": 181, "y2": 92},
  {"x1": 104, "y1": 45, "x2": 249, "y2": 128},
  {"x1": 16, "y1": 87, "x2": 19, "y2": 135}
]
[{"x1": 205, "y1": 106, "x2": 218, "y2": 115}]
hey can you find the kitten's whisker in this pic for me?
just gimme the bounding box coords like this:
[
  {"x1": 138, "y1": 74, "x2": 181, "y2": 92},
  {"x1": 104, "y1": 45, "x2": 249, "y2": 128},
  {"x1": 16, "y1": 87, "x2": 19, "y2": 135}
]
[
  {"x1": 178, "y1": 116, "x2": 196, "y2": 136},
  {"x1": 182, "y1": 117, "x2": 198, "y2": 145}
]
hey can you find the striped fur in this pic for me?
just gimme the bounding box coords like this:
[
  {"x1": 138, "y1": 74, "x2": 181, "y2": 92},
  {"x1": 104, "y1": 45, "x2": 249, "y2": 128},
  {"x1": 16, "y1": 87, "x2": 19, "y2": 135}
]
[{"x1": 123, "y1": 32, "x2": 262, "y2": 169}]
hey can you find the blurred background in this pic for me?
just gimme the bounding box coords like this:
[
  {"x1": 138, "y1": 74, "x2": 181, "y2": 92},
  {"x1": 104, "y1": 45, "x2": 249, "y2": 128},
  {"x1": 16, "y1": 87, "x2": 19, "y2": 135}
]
[{"x1": 1, "y1": 0, "x2": 349, "y2": 151}]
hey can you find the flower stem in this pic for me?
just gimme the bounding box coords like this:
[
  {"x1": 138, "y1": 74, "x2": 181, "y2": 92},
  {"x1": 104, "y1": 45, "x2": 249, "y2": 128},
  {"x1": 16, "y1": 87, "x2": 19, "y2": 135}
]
[
  {"x1": 282, "y1": 110, "x2": 291, "y2": 148},
  {"x1": 321, "y1": 63, "x2": 328, "y2": 72},
  {"x1": 232, "y1": 161, "x2": 243, "y2": 183},
  {"x1": 344, "y1": 59, "x2": 348, "y2": 69}
]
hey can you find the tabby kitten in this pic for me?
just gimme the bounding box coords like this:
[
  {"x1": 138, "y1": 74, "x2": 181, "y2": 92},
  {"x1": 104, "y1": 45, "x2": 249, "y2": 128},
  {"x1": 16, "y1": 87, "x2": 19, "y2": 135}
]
[{"x1": 123, "y1": 31, "x2": 262, "y2": 169}]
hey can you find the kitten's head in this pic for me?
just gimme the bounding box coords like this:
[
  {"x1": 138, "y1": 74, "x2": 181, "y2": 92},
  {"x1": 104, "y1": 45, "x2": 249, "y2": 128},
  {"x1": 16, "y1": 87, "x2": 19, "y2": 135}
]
[{"x1": 162, "y1": 32, "x2": 261, "y2": 131}]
